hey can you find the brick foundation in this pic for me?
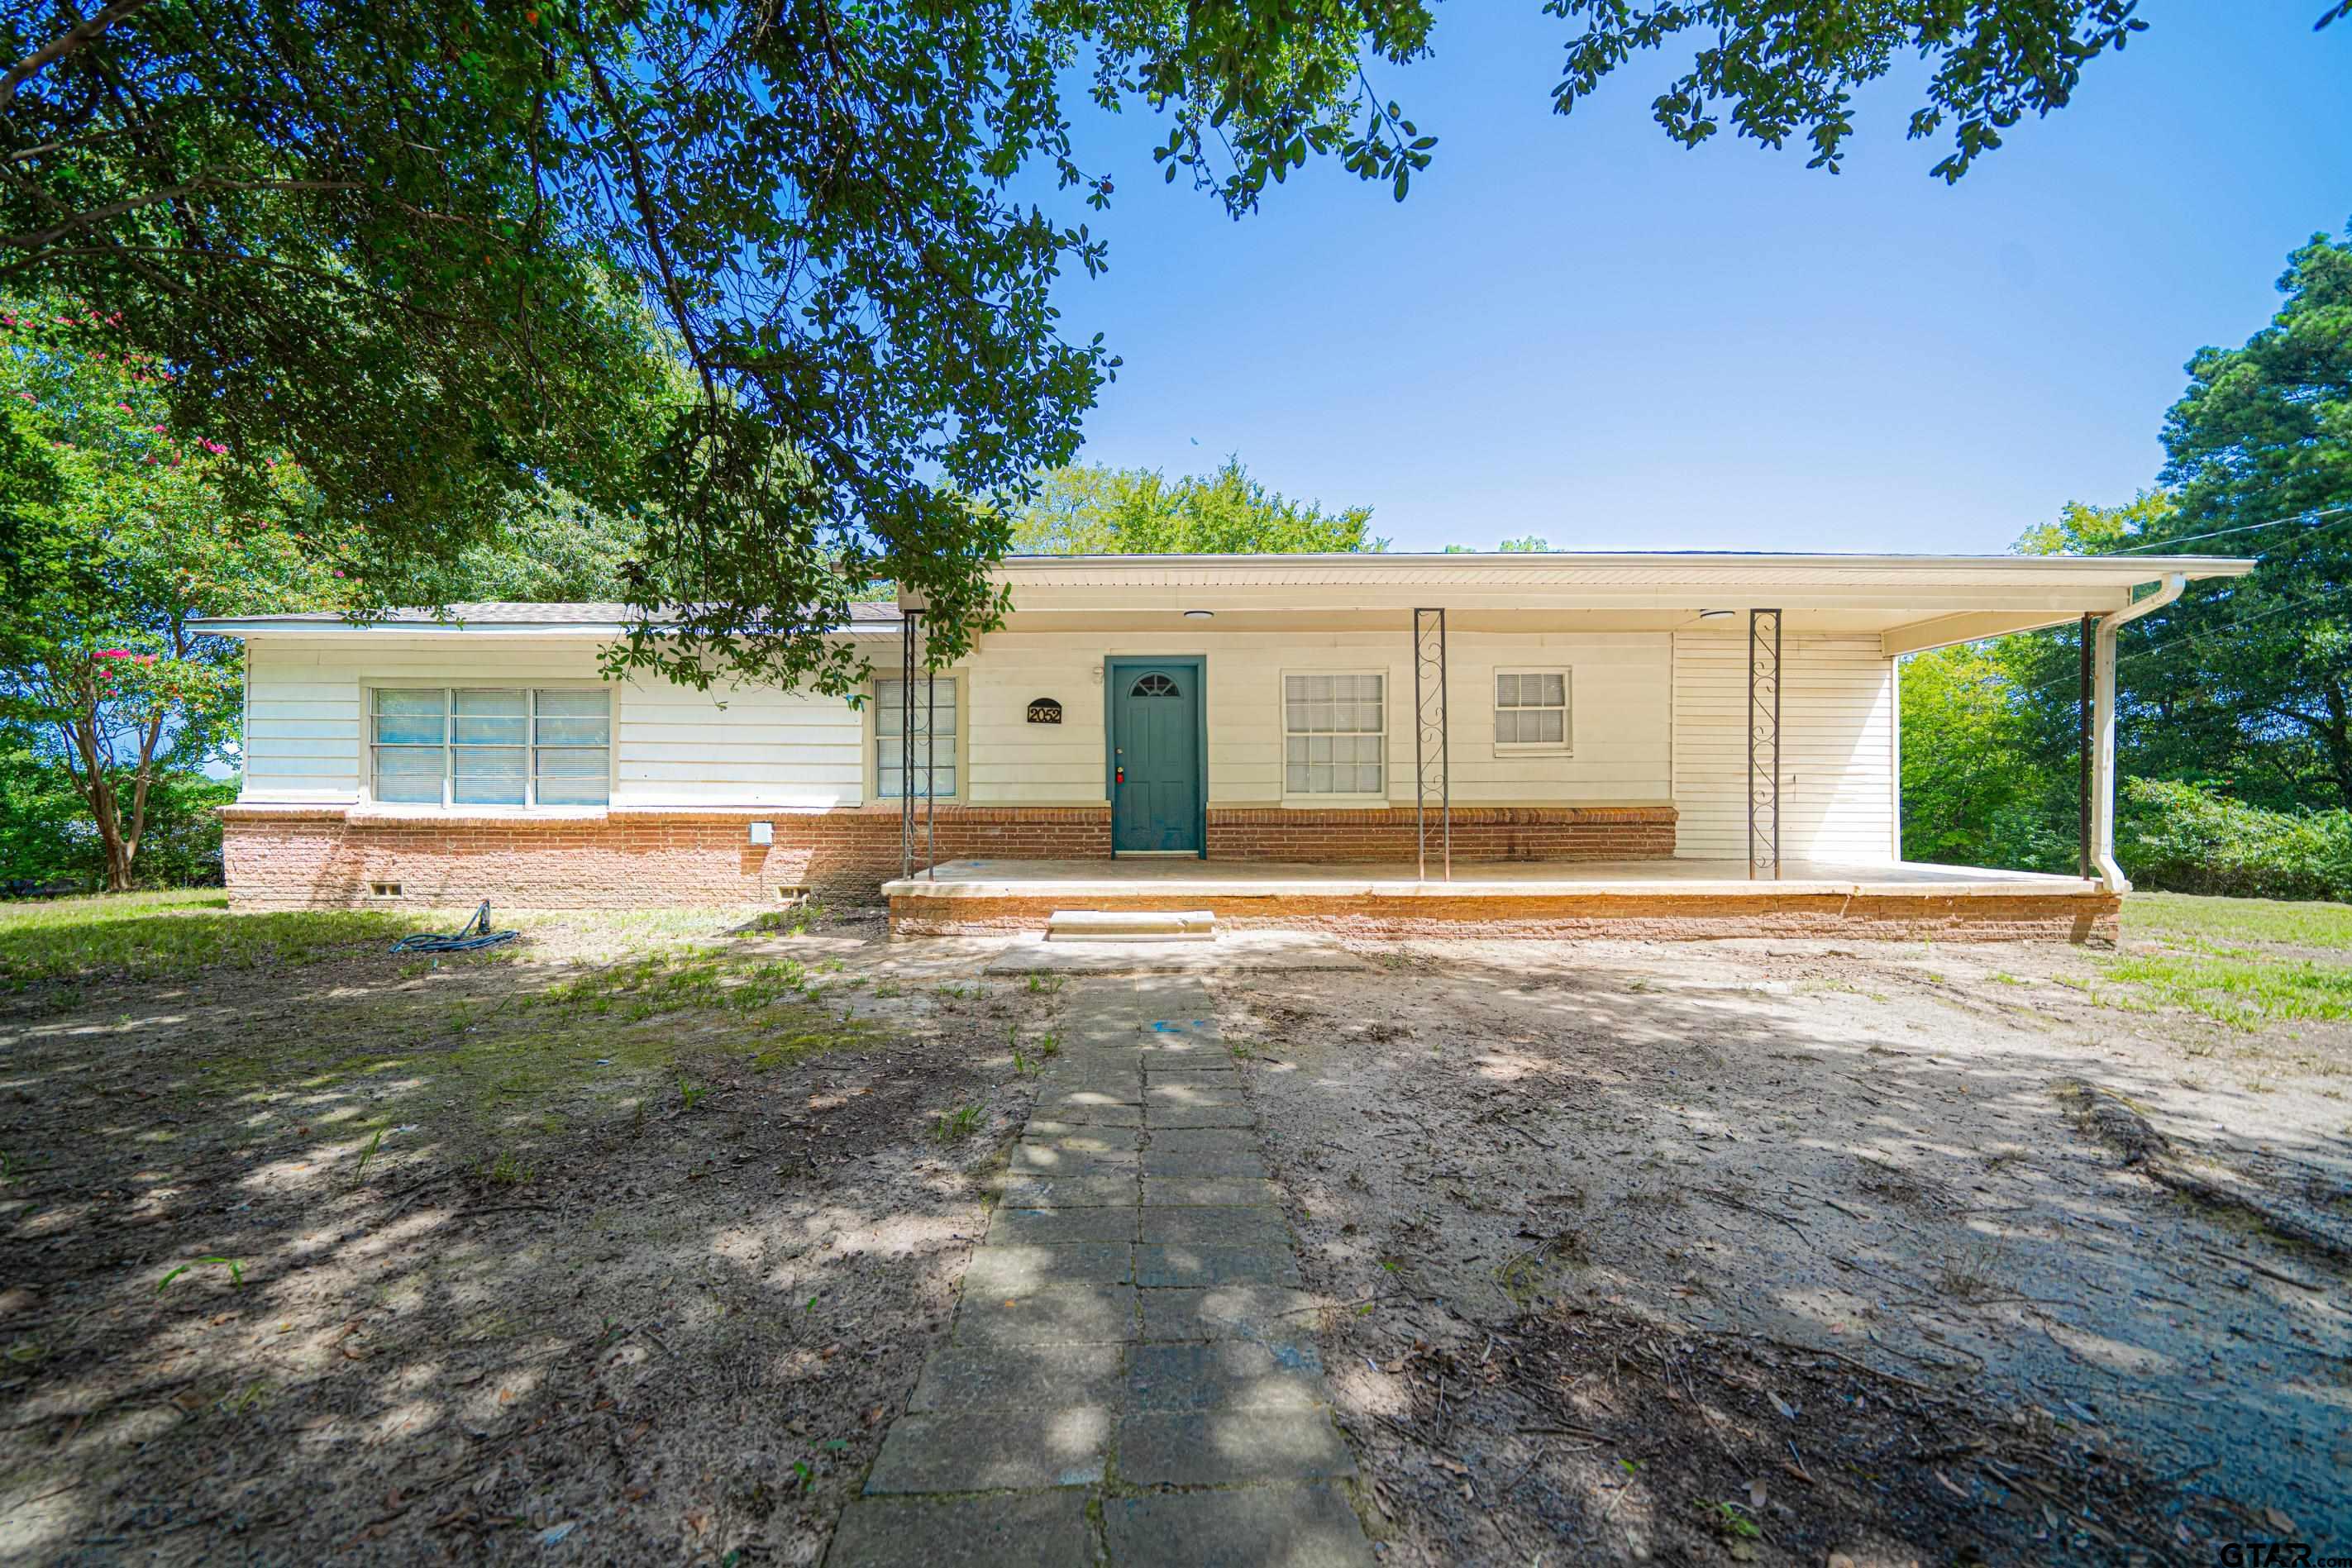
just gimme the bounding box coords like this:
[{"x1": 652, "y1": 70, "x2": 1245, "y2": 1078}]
[
  {"x1": 217, "y1": 804, "x2": 1110, "y2": 910},
  {"x1": 217, "y1": 803, "x2": 1673, "y2": 910},
  {"x1": 889, "y1": 891, "x2": 2123, "y2": 945},
  {"x1": 1208, "y1": 806, "x2": 1672, "y2": 863}
]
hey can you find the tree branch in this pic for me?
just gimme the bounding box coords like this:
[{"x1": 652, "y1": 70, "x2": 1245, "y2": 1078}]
[
  {"x1": 0, "y1": 176, "x2": 366, "y2": 253},
  {"x1": 584, "y1": 55, "x2": 718, "y2": 407},
  {"x1": 0, "y1": 0, "x2": 160, "y2": 116}
]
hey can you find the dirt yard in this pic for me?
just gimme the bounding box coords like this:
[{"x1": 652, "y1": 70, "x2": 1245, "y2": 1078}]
[
  {"x1": 3, "y1": 891, "x2": 2348, "y2": 1565},
  {"x1": 1224, "y1": 910, "x2": 2352, "y2": 1565},
  {"x1": 0, "y1": 896, "x2": 1056, "y2": 1563}
]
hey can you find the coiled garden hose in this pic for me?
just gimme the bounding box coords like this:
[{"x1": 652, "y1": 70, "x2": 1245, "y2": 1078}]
[{"x1": 389, "y1": 900, "x2": 520, "y2": 954}]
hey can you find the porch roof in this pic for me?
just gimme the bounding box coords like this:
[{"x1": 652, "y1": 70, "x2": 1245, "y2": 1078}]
[{"x1": 982, "y1": 550, "x2": 2256, "y2": 652}]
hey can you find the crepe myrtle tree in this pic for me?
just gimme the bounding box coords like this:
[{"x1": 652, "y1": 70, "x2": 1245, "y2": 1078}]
[
  {"x1": 0, "y1": 306, "x2": 338, "y2": 890},
  {"x1": 3, "y1": 2, "x2": 2339, "y2": 694}
]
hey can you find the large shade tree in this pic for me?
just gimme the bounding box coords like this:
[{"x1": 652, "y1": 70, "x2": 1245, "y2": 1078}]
[
  {"x1": 2130, "y1": 226, "x2": 2352, "y2": 809},
  {"x1": 5, "y1": 1, "x2": 2337, "y2": 693},
  {"x1": 0, "y1": 307, "x2": 339, "y2": 889},
  {"x1": 1007, "y1": 458, "x2": 1379, "y2": 555}
]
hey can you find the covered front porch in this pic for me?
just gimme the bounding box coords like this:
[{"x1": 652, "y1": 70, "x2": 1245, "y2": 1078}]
[{"x1": 882, "y1": 855, "x2": 2118, "y2": 942}]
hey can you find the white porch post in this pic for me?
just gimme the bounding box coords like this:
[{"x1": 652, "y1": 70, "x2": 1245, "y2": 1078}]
[
  {"x1": 2090, "y1": 572, "x2": 2188, "y2": 894},
  {"x1": 2090, "y1": 612, "x2": 2125, "y2": 893}
]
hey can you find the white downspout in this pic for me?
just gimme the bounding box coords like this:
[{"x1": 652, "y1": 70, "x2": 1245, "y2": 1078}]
[{"x1": 2092, "y1": 572, "x2": 2187, "y2": 893}]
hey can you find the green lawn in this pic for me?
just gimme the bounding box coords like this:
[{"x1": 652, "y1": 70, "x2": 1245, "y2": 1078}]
[
  {"x1": 2107, "y1": 891, "x2": 2352, "y2": 1028},
  {"x1": 2123, "y1": 891, "x2": 2352, "y2": 952},
  {"x1": 0, "y1": 889, "x2": 416, "y2": 989}
]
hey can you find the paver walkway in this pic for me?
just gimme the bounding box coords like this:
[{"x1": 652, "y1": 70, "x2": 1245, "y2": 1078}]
[{"x1": 828, "y1": 978, "x2": 1375, "y2": 1566}]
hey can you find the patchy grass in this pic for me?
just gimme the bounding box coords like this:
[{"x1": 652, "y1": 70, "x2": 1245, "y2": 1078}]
[
  {"x1": 2101, "y1": 892, "x2": 2352, "y2": 1029},
  {"x1": 2101, "y1": 950, "x2": 2352, "y2": 1029},
  {"x1": 527, "y1": 950, "x2": 819, "y2": 1018},
  {"x1": 0, "y1": 890, "x2": 415, "y2": 989},
  {"x1": 177, "y1": 950, "x2": 874, "y2": 1154}
]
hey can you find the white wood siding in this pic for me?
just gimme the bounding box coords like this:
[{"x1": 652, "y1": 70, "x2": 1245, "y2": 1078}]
[
  {"x1": 960, "y1": 630, "x2": 1672, "y2": 808},
  {"x1": 1671, "y1": 632, "x2": 1896, "y2": 862},
  {"x1": 239, "y1": 627, "x2": 1891, "y2": 848},
  {"x1": 240, "y1": 638, "x2": 864, "y2": 808}
]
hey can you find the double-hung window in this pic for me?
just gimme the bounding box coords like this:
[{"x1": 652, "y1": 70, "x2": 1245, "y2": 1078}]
[
  {"x1": 1494, "y1": 669, "x2": 1571, "y2": 751},
  {"x1": 369, "y1": 688, "x2": 611, "y2": 807},
  {"x1": 1283, "y1": 672, "x2": 1386, "y2": 798},
  {"x1": 875, "y1": 677, "x2": 957, "y2": 798}
]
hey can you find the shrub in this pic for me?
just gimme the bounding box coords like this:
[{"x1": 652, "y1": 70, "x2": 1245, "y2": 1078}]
[
  {"x1": 2119, "y1": 778, "x2": 2352, "y2": 903},
  {"x1": 0, "y1": 752, "x2": 229, "y2": 890}
]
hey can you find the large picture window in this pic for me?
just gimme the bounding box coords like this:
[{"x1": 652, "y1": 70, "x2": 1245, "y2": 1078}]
[
  {"x1": 1494, "y1": 670, "x2": 1571, "y2": 751},
  {"x1": 369, "y1": 688, "x2": 610, "y2": 807},
  {"x1": 1283, "y1": 672, "x2": 1386, "y2": 797},
  {"x1": 875, "y1": 677, "x2": 957, "y2": 798}
]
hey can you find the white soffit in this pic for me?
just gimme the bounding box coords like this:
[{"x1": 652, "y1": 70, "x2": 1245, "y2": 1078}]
[{"x1": 993, "y1": 551, "x2": 2254, "y2": 594}]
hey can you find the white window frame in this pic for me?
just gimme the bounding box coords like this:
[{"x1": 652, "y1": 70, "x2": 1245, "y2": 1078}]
[
  {"x1": 1279, "y1": 669, "x2": 1390, "y2": 803},
  {"x1": 365, "y1": 684, "x2": 613, "y2": 808},
  {"x1": 1493, "y1": 667, "x2": 1573, "y2": 755},
  {"x1": 871, "y1": 673, "x2": 964, "y2": 801}
]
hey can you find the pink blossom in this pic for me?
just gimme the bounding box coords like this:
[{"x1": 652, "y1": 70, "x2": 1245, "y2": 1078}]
[{"x1": 96, "y1": 649, "x2": 131, "y2": 660}]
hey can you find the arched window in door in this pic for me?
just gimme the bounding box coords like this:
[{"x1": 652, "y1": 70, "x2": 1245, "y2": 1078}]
[{"x1": 1129, "y1": 673, "x2": 1181, "y2": 698}]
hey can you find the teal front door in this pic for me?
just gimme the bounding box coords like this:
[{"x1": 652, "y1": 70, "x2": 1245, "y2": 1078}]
[{"x1": 1110, "y1": 660, "x2": 1203, "y2": 855}]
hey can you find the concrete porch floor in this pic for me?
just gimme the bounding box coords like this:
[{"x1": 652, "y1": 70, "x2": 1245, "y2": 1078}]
[
  {"x1": 883, "y1": 856, "x2": 2099, "y2": 899},
  {"x1": 880, "y1": 858, "x2": 2118, "y2": 942}
]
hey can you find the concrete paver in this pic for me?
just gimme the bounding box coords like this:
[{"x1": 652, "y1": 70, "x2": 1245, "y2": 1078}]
[
  {"x1": 1102, "y1": 1486, "x2": 1375, "y2": 1568},
  {"x1": 831, "y1": 1491, "x2": 1099, "y2": 1566},
  {"x1": 1132, "y1": 1242, "x2": 1301, "y2": 1288},
  {"x1": 1138, "y1": 1204, "x2": 1293, "y2": 1247},
  {"x1": 1117, "y1": 1408, "x2": 1357, "y2": 1485},
  {"x1": 864, "y1": 1408, "x2": 1110, "y2": 1491},
  {"x1": 909, "y1": 1343, "x2": 1125, "y2": 1412}
]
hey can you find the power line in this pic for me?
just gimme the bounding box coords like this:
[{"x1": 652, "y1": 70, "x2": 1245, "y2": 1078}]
[
  {"x1": 2009, "y1": 575, "x2": 2346, "y2": 705},
  {"x1": 2091, "y1": 502, "x2": 2352, "y2": 555}
]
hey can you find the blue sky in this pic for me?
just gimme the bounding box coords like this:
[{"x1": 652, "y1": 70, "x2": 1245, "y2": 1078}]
[{"x1": 1038, "y1": 2, "x2": 2350, "y2": 555}]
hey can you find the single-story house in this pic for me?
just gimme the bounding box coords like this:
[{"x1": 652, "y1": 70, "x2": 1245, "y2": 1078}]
[{"x1": 194, "y1": 550, "x2": 2254, "y2": 941}]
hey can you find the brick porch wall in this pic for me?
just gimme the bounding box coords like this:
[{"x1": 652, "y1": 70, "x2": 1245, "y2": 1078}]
[
  {"x1": 889, "y1": 891, "x2": 2123, "y2": 946},
  {"x1": 1209, "y1": 806, "x2": 1673, "y2": 863},
  {"x1": 217, "y1": 803, "x2": 1674, "y2": 909}
]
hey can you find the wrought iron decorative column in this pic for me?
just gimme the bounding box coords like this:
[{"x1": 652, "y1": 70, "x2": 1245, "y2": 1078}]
[
  {"x1": 2078, "y1": 612, "x2": 2094, "y2": 881},
  {"x1": 1413, "y1": 608, "x2": 1450, "y2": 881},
  {"x1": 925, "y1": 646, "x2": 937, "y2": 881},
  {"x1": 899, "y1": 611, "x2": 917, "y2": 882},
  {"x1": 1747, "y1": 608, "x2": 1782, "y2": 880}
]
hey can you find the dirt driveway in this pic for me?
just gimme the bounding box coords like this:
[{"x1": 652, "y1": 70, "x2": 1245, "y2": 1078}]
[{"x1": 1225, "y1": 930, "x2": 2352, "y2": 1565}]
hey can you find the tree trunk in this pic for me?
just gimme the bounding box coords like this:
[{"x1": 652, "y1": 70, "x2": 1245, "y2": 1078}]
[{"x1": 2321, "y1": 679, "x2": 2352, "y2": 813}]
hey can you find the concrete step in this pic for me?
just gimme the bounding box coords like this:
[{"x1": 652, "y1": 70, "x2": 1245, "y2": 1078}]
[{"x1": 1046, "y1": 909, "x2": 1218, "y2": 942}]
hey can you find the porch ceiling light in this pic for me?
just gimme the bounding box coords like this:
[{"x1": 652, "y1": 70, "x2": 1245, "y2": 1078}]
[
  {"x1": 1181, "y1": 608, "x2": 1214, "y2": 620},
  {"x1": 1696, "y1": 608, "x2": 1734, "y2": 619}
]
